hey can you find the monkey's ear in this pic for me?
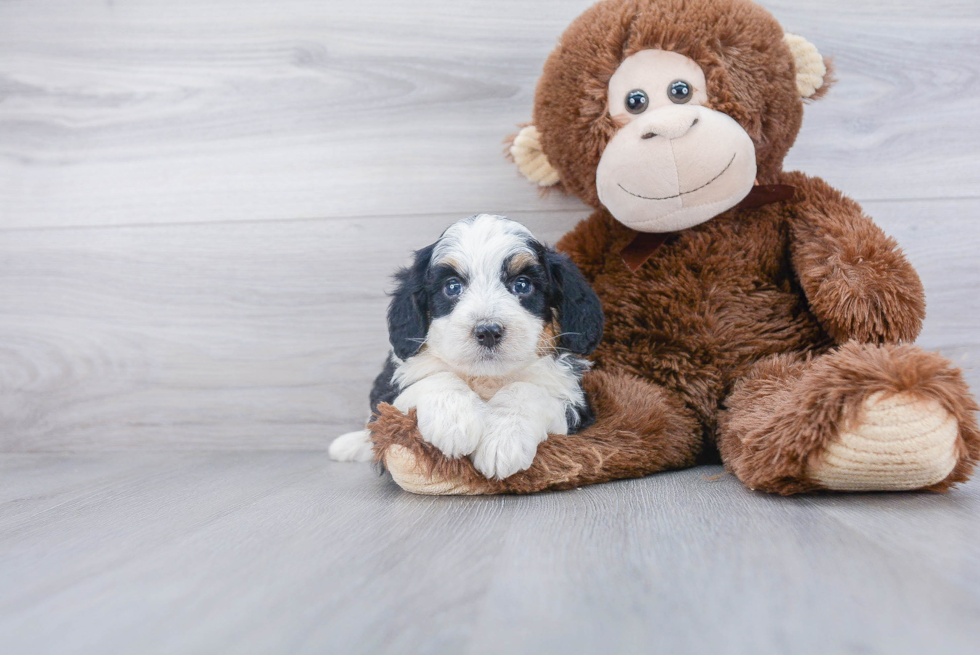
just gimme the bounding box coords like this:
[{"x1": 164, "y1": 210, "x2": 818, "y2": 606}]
[
  {"x1": 387, "y1": 244, "x2": 434, "y2": 360},
  {"x1": 784, "y1": 34, "x2": 833, "y2": 99},
  {"x1": 508, "y1": 125, "x2": 561, "y2": 187}
]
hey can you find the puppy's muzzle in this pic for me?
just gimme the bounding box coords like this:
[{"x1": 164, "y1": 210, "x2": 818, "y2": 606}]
[{"x1": 473, "y1": 323, "x2": 504, "y2": 349}]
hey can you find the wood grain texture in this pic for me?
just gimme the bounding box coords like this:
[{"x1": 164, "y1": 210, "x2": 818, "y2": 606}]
[
  {"x1": 0, "y1": 453, "x2": 978, "y2": 654},
  {"x1": 0, "y1": 0, "x2": 978, "y2": 229}
]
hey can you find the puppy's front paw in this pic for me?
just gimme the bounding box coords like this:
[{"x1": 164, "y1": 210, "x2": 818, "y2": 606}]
[
  {"x1": 471, "y1": 413, "x2": 545, "y2": 480},
  {"x1": 329, "y1": 429, "x2": 374, "y2": 462},
  {"x1": 414, "y1": 393, "x2": 486, "y2": 459}
]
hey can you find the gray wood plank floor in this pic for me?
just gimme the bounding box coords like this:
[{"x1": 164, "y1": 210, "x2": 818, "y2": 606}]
[
  {"x1": 0, "y1": 454, "x2": 978, "y2": 654},
  {"x1": 0, "y1": 0, "x2": 979, "y2": 652}
]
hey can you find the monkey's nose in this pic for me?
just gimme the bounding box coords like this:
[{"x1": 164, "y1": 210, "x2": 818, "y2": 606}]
[
  {"x1": 473, "y1": 323, "x2": 504, "y2": 349},
  {"x1": 639, "y1": 111, "x2": 699, "y2": 140},
  {"x1": 642, "y1": 118, "x2": 697, "y2": 140}
]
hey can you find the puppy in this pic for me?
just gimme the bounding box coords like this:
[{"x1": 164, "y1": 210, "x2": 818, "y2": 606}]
[{"x1": 330, "y1": 214, "x2": 604, "y2": 479}]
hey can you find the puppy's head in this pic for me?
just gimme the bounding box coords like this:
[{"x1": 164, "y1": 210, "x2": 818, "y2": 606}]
[{"x1": 387, "y1": 214, "x2": 604, "y2": 377}]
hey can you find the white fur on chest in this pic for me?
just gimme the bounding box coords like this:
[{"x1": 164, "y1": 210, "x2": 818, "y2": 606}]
[{"x1": 393, "y1": 349, "x2": 586, "y2": 407}]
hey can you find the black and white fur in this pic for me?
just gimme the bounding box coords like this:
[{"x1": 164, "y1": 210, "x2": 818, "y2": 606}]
[{"x1": 329, "y1": 214, "x2": 604, "y2": 480}]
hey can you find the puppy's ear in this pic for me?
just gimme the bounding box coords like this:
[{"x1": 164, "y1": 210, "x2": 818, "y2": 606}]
[
  {"x1": 387, "y1": 244, "x2": 434, "y2": 360},
  {"x1": 545, "y1": 250, "x2": 604, "y2": 355}
]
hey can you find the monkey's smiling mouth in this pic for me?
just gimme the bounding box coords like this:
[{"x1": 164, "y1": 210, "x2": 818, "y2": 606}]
[{"x1": 618, "y1": 153, "x2": 737, "y2": 201}]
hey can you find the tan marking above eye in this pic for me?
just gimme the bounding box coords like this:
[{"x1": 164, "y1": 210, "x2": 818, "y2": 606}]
[
  {"x1": 506, "y1": 252, "x2": 539, "y2": 274},
  {"x1": 437, "y1": 257, "x2": 462, "y2": 272}
]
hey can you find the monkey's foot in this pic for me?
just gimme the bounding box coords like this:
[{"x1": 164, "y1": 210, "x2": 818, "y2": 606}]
[
  {"x1": 369, "y1": 404, "x2": 503, "y2": 495},
  {"x1": 384, "y1": 445, "x2": 486, "y2": 495},
  {"x1": 721, "y1": 343, "x2": 979, "y2": 494},
  {"x1": 809, "y1": 392, "x2": 959, "y2": 491}
]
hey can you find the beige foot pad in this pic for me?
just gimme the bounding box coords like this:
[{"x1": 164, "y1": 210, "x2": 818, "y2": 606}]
[
  {"x1": 809, "y1": 391, "x2": 959, "y2": 491},
  {"x1": 384, "y1": 445, "x2": 485, "y2": 496}
]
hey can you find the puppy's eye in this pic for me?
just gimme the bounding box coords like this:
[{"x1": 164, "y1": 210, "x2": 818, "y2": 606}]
[
  {"x1": 444, "y1": 278, "x2": 463, "y2": 297},
  {"x1": 668, "y1": 80, "x2": 692, "y2": 104},
  {"x1": 510, "y1": 276, "x2": 533, "y2": 296},
  {"x1": 625, "y1": 89, "x2": 648, "y2": 114}
]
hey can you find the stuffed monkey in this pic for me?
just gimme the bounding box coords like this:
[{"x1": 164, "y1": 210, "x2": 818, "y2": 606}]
[{"x1": 370, "y1": 0, "x2": 979, "y2": 495}]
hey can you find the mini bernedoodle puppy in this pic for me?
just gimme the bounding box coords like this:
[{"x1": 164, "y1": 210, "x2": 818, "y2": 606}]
[{"x1": 330, "y1": 214, "x2": 604, "y2": 479}]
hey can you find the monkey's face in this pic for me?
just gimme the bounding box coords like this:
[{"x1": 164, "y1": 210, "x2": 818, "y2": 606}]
[
  {"x1": 596, "y1": 49, "x2": 757, "y2": 233},
  {"x1": 510, "y1": 0, "x2": 831, "y2": 231}
]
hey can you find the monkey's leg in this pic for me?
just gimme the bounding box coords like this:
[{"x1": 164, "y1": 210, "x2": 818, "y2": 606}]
[
  {"x1": 718, "y1": 342, "x2": 980, "y2": 495},
  {"x1": 369, "y1": 369, "x2": 702, "y2": 495}
]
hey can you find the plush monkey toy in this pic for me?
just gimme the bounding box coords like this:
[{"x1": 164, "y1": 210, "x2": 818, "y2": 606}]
[{"x1": 370, "y1": 0, "x2": 980, "y2": 495}]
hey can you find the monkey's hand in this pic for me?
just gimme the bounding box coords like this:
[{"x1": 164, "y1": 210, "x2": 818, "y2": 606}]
[{"x1": 788, "y1": 173, "x2": 925, "y2": 344}]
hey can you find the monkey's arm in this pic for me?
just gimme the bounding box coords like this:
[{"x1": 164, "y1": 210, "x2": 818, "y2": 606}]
[{"x1": 786, "y1": 172, "x2": 925, "y2": 344}]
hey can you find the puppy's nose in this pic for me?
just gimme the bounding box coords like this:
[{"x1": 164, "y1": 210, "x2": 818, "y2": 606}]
[{"x1": 473, "y1": 323, "x2": 504, "y2": 349}]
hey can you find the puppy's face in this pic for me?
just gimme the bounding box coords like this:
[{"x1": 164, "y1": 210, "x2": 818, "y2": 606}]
[
  {"x1": 387, "y1": 214, "x2": 604, "y2": 377},
  {"x1": 426, "y1": 215, "x2": 550, "y2": 376}
]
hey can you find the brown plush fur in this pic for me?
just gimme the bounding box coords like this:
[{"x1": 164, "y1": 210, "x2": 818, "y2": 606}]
[
  {"x1": 372, "y1": 0, "x2": 979, "y2": 494},
  {"x1": 556, "y1": 171, "x2": 931, "y2": 447}
]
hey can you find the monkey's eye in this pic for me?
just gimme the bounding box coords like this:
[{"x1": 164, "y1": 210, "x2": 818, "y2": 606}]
[
  {"x1": 668, "y1": 80, "x2": 692, "y2": 104},
  {"x1": 625, "y1": 89, "x2": 648, "y2": 114},
  {"x1": 444, "y1": 278, "x2": 463, "y2": 297},
  {"x1": 510, "y1": 276, "x2": 533, "y2": 296}
]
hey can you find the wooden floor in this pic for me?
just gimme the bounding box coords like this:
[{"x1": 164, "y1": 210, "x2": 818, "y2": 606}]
[
  {"x1": 0, "y1": 0, "x2": 978, "y2": 652},
  {"x1": 2, "y1": 454, "x2": 980, "y2": 654}
]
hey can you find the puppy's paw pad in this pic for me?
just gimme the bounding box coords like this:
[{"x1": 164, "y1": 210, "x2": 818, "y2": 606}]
[
  {"x1": 329, "y1": 429, "x2": 374, "y2": 462},
  {"x1": 809, "y1": 391, "x2": 959, "y2": 491}
]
